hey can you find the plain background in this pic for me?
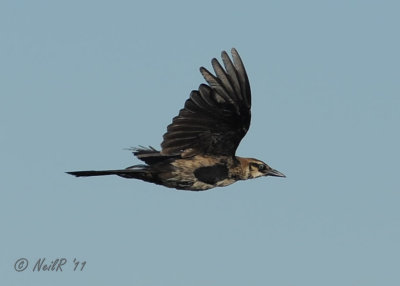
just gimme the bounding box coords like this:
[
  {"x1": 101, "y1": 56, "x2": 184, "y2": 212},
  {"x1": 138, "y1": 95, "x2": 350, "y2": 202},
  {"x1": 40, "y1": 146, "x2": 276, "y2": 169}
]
[{"x1": 1, "y1": 0, "x2": 399, "y2": 285}]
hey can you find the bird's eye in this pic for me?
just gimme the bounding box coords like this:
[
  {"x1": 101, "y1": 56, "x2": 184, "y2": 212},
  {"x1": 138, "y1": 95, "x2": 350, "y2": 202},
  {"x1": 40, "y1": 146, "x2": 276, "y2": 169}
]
[{"x1": 258, "y1": 164, "x2": 266, "y2": 171}]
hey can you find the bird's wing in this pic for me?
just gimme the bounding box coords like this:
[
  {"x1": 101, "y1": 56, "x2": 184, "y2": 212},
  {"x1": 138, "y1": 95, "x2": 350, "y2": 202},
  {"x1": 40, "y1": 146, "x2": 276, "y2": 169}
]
[{"x1": 161, "y1": 48, "x2": 251, "y2": 157}]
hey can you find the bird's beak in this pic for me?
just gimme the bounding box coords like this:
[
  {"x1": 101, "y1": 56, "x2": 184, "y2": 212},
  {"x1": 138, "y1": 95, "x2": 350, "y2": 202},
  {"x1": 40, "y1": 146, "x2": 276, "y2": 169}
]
[{"x1": 267, "y1": 168, "x2": 286, "y2": 178}]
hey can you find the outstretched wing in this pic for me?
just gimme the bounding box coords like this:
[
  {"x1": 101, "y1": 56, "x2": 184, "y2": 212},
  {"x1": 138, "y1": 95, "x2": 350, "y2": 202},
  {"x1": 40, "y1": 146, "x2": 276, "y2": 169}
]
[{"x1": 161, "y1": 48, "x2": 251, "y2": 157}]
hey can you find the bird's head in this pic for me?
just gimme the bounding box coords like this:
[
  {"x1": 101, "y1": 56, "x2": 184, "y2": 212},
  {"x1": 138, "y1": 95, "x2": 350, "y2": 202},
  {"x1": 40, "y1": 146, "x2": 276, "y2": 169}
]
[{"x1": 239, "y1": 157, "x2": 286, "y2": 179}]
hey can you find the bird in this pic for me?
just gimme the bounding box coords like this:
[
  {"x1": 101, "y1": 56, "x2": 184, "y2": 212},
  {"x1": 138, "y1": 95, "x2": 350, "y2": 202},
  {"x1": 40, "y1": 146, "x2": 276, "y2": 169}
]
[{"x1": 67, "y1": 48, "x2": 285, "y2": 191}]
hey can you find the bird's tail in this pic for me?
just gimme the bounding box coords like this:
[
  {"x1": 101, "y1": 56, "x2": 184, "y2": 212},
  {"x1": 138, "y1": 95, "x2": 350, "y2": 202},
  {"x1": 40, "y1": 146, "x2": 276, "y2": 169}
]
[{"x1": 67, "y1": 165, "x2": 150, "y2": 179}]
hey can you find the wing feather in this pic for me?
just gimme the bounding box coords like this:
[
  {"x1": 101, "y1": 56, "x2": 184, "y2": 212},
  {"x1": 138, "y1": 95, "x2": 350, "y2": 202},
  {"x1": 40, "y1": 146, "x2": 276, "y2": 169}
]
[{"x1": 161, "y1": 48, "x2": 251, "y2": 156}]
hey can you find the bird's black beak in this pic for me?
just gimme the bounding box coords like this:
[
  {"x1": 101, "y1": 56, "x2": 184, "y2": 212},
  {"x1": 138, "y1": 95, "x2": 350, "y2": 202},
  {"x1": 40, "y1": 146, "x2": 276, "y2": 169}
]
[{"x1": 266, "y1": 168, "x2": 286, "y2": 178}]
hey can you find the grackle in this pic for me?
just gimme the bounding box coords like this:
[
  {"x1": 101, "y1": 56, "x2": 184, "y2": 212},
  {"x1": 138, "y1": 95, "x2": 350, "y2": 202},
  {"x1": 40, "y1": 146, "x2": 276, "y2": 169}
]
[{"x1": 67, "y1": 48, "x2": 285, "y2": 191}]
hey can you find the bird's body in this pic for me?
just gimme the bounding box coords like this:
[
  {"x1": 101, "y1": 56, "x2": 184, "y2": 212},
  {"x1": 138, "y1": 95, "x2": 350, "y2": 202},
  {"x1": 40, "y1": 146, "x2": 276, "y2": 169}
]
[{"x1": 68, "y1": 48, "x2": 285, "y2": 191}]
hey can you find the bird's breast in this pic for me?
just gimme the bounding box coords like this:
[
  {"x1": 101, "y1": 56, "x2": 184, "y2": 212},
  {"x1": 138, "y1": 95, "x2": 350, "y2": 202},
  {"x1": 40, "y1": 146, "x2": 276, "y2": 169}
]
[{"x1": 163, "y1": 155, "x2": 238, "y2": 190}]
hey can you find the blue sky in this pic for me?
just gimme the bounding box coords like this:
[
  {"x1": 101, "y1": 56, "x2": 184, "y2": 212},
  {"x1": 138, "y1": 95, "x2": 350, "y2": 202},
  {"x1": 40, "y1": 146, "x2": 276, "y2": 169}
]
[{"x1": 1, "y1": 0, "x2": 399, "y2": 285}]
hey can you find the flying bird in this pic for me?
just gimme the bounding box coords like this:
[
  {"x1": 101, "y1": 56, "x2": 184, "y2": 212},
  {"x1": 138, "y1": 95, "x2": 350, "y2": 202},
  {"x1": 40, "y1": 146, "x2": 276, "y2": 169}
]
[{"x1": 67, "y1": 48, "x2": 285, "y2": 190}]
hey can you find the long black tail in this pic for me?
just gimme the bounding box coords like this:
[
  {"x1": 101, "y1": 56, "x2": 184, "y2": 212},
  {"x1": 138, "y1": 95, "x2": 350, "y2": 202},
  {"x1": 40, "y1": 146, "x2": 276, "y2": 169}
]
[{"x1": 67, "y1": 165, "x2": 150, "y2": 179}]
